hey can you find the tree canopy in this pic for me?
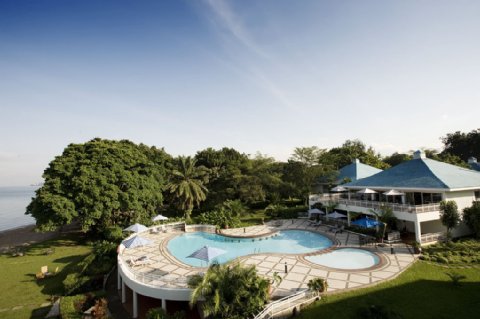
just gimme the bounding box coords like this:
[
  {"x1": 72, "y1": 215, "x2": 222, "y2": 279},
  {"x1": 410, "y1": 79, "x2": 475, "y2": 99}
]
[
  {"x1": 441, "y1": 129, "x2": 480, "y2": 161},
  {"x1": 26, "y1": 138, "x2": 170, "y2": 234}
]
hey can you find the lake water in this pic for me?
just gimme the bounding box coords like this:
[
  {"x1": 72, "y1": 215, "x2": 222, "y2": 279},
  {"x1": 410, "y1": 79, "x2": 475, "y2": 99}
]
[{"x1": 0, "y1": 186, "x2": 37, "y2": 231}]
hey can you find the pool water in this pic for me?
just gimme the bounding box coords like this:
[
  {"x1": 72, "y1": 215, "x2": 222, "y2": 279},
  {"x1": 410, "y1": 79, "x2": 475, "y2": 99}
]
[
  {"x1": 305, "y1": 248, "x2": 380, "y2": 270},
  {"x1": 167, "y1": 230, "x2": 333, "y2": 267}
]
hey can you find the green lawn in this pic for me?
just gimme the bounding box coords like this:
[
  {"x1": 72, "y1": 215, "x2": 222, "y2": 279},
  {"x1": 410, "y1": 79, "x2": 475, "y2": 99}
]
[
  {"x1": 0, "y1": 234, "x2": 91, "y2": 319},
  {"x1": 239, "y1": 209, "x2": 270, "y2": 227},
  {"x1": 298, "y1": 261, "x2": 480, "y2": 319}
]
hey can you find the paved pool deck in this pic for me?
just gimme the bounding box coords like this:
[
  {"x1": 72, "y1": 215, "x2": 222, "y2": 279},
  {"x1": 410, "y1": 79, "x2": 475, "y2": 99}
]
[{"x1": 120, "y1": 219, "x2": 416, "y2": 298}]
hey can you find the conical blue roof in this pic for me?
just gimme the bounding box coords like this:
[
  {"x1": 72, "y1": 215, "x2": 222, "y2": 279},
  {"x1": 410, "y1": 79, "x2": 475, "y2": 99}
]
[
  {"x1": 338, "y1": 160, "x2": 382, "y2": 183},
  {"x1": 344, "y1": 154, "x2": 480, "y2": 190}
]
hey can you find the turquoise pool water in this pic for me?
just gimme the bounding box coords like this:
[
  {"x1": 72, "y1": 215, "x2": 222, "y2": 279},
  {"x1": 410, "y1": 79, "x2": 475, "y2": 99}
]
[
  {"x1": 167, "y1": 230, "x2": 333, "y2": 267},
  {"x1": 305, "y1": 248, "x2": 380, "y2": 270}
]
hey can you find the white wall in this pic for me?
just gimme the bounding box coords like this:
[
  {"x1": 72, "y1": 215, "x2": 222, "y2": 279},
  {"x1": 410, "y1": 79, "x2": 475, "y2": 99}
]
[{"x1": 445, "y1": 190, "x2": 476, "y2": 211}]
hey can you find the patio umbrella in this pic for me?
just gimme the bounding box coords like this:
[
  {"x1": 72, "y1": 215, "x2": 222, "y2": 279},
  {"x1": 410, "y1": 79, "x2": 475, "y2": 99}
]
[
  {"x1": 357, "y1": 188, "x2": 378, "y2": 194},
  {"x1": 187, "y1": 246, "x2": 226, "y2": 264},
  {"x1": 122, "y1": 235, "x2": 153, "y2": 248},
  {"x1": 308, "y1": 208, "x2": 324, "y2": 218},
  {"x1": 326, "y1": 211, "x2": 347, "y2": 219},
  {"x1": 351, "y1": 217, "x2": 381, "y2": 228},
  {"x1": 331, "y1": 186, "x2": 347, "y2": 192},
  {"x1": 383, "y1": 189, "x2": 405, "y2": 196},
  {"x1": 123, "y1": 223, "x2": 148, "y2": 233},
  {"x1": 152, "y1": 214, "x2": 169, "y2": 222}
]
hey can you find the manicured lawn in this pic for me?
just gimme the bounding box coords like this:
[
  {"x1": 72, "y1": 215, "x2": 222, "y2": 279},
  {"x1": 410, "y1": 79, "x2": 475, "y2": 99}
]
[
  {"x1": 0, "y1": 234, "x2": 91, "y2": 319},
  {"x1": 298, "y1": 261, "x2": 480, "y2": 319},
  {"x1": 240, "y1": 209, "x2": 270, "y2": 226}
]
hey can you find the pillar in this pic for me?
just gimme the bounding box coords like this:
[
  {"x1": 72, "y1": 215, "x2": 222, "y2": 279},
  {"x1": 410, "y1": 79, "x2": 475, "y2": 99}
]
[
  {"x1": 414, "y1": 220, "x2": 422, "y2": 243},
  {"x1": 347, "y1": 211, "x2": 351, "y2": 226},
  {"x1": 162, "y1": 298, "x2": 167, "y2": 311},
  {"x1": 117, "y1": 271, "x2": 121, "y2": 290},
  {"x1": 121, "y1": 281, "x2": 126, "y2": 303},
  {"x1": 133, "y1": 291, "x2": 138, "y2": 318}
]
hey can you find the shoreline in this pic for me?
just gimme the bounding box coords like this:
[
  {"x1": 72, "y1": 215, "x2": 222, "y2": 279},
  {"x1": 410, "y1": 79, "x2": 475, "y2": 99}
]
[{"x1": 0, "y1": 224, "x2": 60, "y2": 252}]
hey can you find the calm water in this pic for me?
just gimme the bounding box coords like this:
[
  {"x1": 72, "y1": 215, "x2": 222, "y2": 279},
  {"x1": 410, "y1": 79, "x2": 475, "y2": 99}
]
[
  {"x1": 167, "y1": 230, "x2": 333, "y2": 267},
  {"x1": 305, "y1": 248, "x2": 380, "y2": 270},
  {"x1": 0, "y1": 186, "x2": 37, "y2": 231}
]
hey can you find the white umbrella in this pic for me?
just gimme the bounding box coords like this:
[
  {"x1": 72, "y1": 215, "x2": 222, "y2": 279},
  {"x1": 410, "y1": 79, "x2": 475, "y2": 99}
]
[
  {"x1": 326, "y1": 211, "x2": 347, "y2": 219},
  {"x1": 331, "y1": 186, "x2": 347, "y2": 192},
  {"x1": 122, "y1": 235, "x2": 153, "y2": 248},
  {"x1": 152, "y1": 214, "x2": 169, "y2": 222},
  {"x1": 188, "y1": 246, "x2": 226, "y2": 264},
  {"x1": 357, "y1": 188, "x2": 378, "y2": 194},
  {"x1": 123, "y1": 223, "x2": 148, "y2": 233},
  {"x1": 383, "y1": 189, "x2": 405, "y2": 196}
]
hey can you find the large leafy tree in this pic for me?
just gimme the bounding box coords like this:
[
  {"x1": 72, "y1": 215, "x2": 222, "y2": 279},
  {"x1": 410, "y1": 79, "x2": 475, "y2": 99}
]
[
  {"x1": 327, "y1": 139, "x2": 389, "y2": 169},
  {"x1": 441, "y1": 129, "x2": 480, "y2": 161},
  {"x1": 383, "y1": 152, "x2": 412, "y2": 167},
  {"x1": 26, "y1": 139, "x2": 170, "y2": 234},
  {"x1": 423, "y1": 149, "x2": 469, "y2": 168},
  {"x1": 189, "y1": 263, "x2": 269, "y2": 319},
  {"x1": 166, "y1": 156, "x2": 208, "y2": 220}
]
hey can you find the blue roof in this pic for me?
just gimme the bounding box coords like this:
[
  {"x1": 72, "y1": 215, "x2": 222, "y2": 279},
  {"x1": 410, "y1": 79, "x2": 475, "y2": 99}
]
[
  {"x1": 344, "y1": 156, "x2": 480, "y2": 190},
  {"x1": 470, "y1": 162, "x2": 480, "y2": 172},
  {"x1": 338, "y1": 160, "x2": 383, "y2": 183}
]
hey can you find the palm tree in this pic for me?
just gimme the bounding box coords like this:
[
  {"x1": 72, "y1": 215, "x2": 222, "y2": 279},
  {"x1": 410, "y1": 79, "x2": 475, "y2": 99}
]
[
  {"x1": 189, "y1": 263, "x2": 269, "y2": 319},
  {"x1": 167, "y1": 156, "x2": 208, "y2": 220}
]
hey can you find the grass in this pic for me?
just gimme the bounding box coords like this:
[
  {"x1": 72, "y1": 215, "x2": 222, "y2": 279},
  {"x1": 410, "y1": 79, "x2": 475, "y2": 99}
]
[
  {"x1": 0, "y1": 233, "x2": 91, "y2": 319},
  {"x1": 239, "y1": 209, "x2": 270, "y2": 227},
  {"x1": 298, "y1": 261, "x2": 480, "y2": 319}
]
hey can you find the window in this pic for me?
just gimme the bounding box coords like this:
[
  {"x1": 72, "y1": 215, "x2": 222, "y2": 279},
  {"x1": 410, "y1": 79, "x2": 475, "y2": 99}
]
[{"x1": 475, "y1": 191, "x2": 480, "y2": 200}]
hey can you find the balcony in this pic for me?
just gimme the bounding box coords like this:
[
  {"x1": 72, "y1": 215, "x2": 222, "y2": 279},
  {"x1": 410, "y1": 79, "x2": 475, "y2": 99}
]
[{"x1": 309, "y1": 193, "x2": 440, "y2": 214}]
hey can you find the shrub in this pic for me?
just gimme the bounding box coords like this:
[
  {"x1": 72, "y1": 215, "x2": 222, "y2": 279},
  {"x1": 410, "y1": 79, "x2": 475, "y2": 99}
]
[
  {"x1": 102, "y1": 225, "x2": 123, "y2": 242},
  {"x1": 60, "y1": 295, "x2": 84, "y2": 319},
  {"x1": 63, "y1": 273, "x2": 90, "y2": 295},
  {"x1": 265, "y1": 205, "x2": 308, "y2": 219},
  {"x1": 307, "y1": 277, "x2": 328, "y2": 293},
  {"x1": 146, "y1": 308, "x2": 185, "y2": 319},
  {"x1": 196, "y1": 209, "x2": 241, "y2": 229}
]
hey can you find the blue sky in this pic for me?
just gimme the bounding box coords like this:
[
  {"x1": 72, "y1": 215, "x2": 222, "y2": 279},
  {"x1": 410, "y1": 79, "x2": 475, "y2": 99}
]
[{"x1": 1, "y1": 0, "x2": 479, "y2": 186}]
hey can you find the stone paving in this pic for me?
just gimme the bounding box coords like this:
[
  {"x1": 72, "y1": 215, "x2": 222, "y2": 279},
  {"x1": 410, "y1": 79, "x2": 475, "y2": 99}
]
[{"x1": 119, "y1": 219, "x2": 417, "y2": 298}]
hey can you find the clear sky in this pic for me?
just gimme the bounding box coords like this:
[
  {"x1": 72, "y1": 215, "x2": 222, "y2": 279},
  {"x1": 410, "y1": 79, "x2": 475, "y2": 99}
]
[{"x1": 1, "y1": 0, "x2": 479, "y2": 186}]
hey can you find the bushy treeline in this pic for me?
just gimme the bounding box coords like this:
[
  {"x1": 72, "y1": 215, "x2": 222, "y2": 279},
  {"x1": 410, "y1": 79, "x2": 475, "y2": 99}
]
[{"x1": 26, "y1": 129, "x2": 479, "y2": 237}]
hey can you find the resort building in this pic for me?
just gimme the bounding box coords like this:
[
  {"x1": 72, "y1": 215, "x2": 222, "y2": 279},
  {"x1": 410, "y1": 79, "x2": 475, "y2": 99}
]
[
  {"x1": 314, "y1": 159, "x2": 382, "y2": 193},
  {"x1": 309, "y1": 151, "x2": 480, "y2": 244}
]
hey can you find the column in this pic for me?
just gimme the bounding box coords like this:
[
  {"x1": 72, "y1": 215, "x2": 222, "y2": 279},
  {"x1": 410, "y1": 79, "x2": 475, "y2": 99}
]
[
  {"x1": 162, "y1": 298, "x2": 167, "y2": 312},
  {"x1": 414, "y1": 220, "x2": 422, "y2": 243},
  {"x1": 347, "y1": 210, "x2": 351, "y2": 226},
  {"x1": 117, "y1": 271, "x2": 121, "y2": 290},
  {"x1": 121, "y1": 281, "x2": 126, "y2": 303},
  {"x1": 133, "y1": 291, "x2": 138, "y2": 318}
]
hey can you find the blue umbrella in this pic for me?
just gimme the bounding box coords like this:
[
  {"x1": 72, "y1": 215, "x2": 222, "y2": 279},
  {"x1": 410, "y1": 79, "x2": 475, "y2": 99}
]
[
  {"x1": 352, "y1": 217, "x2": 381, "y2": 228},
  {"x1": 187, "y1": 246, "x2": 227, "y2": 264},
  {"x1": 122, "y1": 235, "x2": 153, "y2": 248},
  {"x1": 123, "y1": 223, "x2": 148, "y2": 233}
]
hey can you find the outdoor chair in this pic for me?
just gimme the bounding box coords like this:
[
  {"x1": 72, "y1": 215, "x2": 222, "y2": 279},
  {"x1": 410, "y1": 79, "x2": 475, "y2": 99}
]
[
  {"x1": 150, "y1": 227, "x2": 160, "y2": 234},
  {"x1": 36, "y1": 272, "x2": 45, "y2": 280}
]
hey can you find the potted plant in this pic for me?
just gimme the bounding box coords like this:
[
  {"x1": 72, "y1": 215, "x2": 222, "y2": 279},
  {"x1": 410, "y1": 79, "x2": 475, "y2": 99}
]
[
  {"x1": 412, "y1": 241, "x2": 422, "y2": 254},
  {"x1": 307, "y1": 277, "x2": 328, "y2": 294},
  {"x1": 269, "y1": 272, "x2": 283, "y2": 294}
]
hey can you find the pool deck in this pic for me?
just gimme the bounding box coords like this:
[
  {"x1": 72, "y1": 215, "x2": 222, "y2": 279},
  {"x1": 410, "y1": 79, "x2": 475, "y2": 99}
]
[{"x1": 120, "y1": 219, "x2": 416, "y2": 298}]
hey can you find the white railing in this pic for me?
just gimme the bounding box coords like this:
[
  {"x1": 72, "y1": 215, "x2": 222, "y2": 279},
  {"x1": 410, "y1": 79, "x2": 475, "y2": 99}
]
[
  {"x1": 312, "y1": 195, "x2": 440, "y2": 214},
  {"x1": 254, "y1": 289, "x2": 319, "y2": 319},
  {"x1": 185, "y1": 224, "x2": 217, "y2": 233},
  {"x1": 420, "y1": 232, "x2": 446, "y2": 244},
  {"x1": 119, "y1": 256, "x2": 192, "y2": 289}
]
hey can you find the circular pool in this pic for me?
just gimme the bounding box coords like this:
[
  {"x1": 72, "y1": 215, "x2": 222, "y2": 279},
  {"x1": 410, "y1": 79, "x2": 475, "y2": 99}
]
[
  {"x1": 305, "y1": 248, "x2": 380, "y2": 270},
  {"x1": 167, "y1": 230, "x2": 333, "y2": 267}
]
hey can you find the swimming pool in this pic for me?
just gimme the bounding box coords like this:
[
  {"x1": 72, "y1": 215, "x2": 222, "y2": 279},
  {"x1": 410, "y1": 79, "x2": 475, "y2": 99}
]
[
  {"x1": 305, "y1": 248, "x2": 380, "y2": 270},
  {"x1": 167, "y1": 230, "x2": 333, "y2": 267}
]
